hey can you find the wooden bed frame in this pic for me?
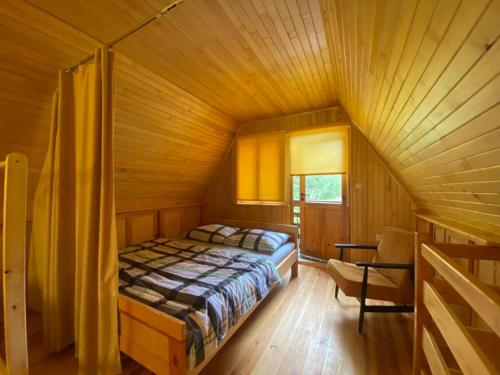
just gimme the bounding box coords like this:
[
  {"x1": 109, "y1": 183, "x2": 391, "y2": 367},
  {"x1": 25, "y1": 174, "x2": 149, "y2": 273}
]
[
  {"x1": 116, "y1": 211, "x2": 299, "y2": 374},
  {"x1": 413, "y1": 242, "x2": 500, "y2": 374}
]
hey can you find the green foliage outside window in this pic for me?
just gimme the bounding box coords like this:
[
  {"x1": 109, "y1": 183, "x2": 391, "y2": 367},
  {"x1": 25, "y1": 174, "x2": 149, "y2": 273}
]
[
  {"x1": 292, "y1": 175, "x2": 300, "y2": 201},
  {"x1": 305, "y1": 174, "x2": 342, "y2": 202}
]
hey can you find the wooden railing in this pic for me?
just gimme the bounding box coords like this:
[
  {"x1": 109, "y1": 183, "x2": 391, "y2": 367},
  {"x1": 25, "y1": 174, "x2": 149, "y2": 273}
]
[
  {"x1": 413, "y1": 242, "x2": 500, "y2": 375},
  {"x1": 1, "y1": 153, "x2": 29, "y2": 375}
]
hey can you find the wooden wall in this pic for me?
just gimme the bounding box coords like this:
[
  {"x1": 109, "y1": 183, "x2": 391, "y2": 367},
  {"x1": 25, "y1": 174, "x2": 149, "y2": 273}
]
[
  {"x1": 350, "y1": 126, "x2": 416, "y2": 244},
  {"x1": 114, "y1": 53, "x2": 237, "y2": 211},
  {"x1": 0, "y1": 0, "x2": 238, "y2": 219},
  {"x1": 321, "y1": 0, "x2": 500, "y2": 237},
  {"x1": 202, "y1": 107, "x2": 349, "y2": 223},
  {"x1": 202, "y1": 107, "x2": 416, "y2": 256},
  {"x1": 2, "y1": 0, "x2": 498, "y2": 245},
  {"x1": 0, "y1": 0, "x2": 99, "y2": 220}
]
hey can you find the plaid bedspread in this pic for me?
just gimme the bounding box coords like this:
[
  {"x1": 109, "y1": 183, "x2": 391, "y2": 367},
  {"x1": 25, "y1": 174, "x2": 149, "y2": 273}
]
[{"x1": 118, "y1": 238, "x2": 282, "y2": 368}]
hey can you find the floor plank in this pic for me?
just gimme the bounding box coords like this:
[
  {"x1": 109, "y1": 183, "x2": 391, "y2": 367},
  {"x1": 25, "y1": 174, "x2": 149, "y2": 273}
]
[{"x1": 28, "y1": 265, "x2": 413, "y2": 374}]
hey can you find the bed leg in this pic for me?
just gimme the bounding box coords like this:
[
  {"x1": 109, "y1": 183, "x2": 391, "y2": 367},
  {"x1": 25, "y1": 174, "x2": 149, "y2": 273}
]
[{"x1": 291, "y1": 261, "x2": 299, "y2": 278}]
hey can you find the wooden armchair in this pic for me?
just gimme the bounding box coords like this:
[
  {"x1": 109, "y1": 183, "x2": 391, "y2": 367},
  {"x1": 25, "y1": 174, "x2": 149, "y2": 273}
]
[{"x1": 326, "y1": 226, "x2": 417, "y2": 333}]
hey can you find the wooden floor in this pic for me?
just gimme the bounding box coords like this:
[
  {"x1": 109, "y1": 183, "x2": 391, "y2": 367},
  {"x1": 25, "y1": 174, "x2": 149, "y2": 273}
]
[{"x1": 28, "y1": 265, "x2": 413, "y2": 374}]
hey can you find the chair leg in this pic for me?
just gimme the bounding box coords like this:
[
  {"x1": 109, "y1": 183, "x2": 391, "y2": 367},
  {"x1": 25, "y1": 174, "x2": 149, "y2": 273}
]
[
  {"x1": 358, "y1": 303, "x2": 365, "y2": 334},
  {"x1": 335, "y1": 285, "x2": 339, "y2": 299},
  {"x1": 358, "y1": 266, "x2": 369, "y2": 334}
]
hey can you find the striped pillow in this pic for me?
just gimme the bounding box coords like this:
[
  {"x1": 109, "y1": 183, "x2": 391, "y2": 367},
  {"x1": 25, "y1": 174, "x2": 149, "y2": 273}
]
[
  {"x1": 185, "y1": 224, "x2": 240, "y2": 244},
  {"x1": 224, "y1": 228, "x2": 289, "y2": 252}
]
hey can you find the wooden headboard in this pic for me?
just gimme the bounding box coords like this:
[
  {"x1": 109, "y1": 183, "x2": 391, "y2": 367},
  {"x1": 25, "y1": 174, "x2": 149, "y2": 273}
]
[
  {"x1": 116, "y1": 209, "x2": 299, "y2": 248},
  {"x1": 116, "y1": 204, "x2": 201, "y2": 247}
]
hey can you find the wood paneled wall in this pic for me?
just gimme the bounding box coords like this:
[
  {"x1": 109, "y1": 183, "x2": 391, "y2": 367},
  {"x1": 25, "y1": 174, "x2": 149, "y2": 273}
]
[
  {"x1": 321, "y1": 0, "x2": 500, "y2": 237},
  {"x1": 2, "y1": 0, "x2": 498, "y2": 245},
  {"x1": 116, "y1": 204, "x2": 201, "y2": 247},
  {"x1": 0, "y1": 0, "x2": 99, "y2": 220},
  {"x1": 202, "y1": 107, "x2": 348, "y2": 223},
  {"x1": 0, "y1": 0, "x2": 238, "y2": 219},
  {"x1": 350, "y1": 126, "x2": 416, "y2": 243},
  {"x1": 114, "y1": 53, "x2": 238, "y2": 211},
  {"x1": 202, "y1": 108, "x2": 416, "y2": 255}
]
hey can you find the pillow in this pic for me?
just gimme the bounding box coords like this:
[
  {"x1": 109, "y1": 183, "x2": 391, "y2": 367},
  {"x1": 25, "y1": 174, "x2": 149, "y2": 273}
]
[
  {"x1": 224, "y1": 228, "x2": 289, "y2": 252},
  {"x1": 185, "y1": 224, "x2": 239, "y2": 244}
]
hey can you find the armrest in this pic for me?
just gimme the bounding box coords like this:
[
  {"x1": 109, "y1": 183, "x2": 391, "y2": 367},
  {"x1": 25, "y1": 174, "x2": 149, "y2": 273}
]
[
  {"x1": 355, "y1": 262, "x2": 413, "y2": 270},
  {"x1": 335, "y1": 243, "x2": 378, "y2": 250},
  {"x1": 335, "y1": 243, "x2": 377, "y2": 262}
]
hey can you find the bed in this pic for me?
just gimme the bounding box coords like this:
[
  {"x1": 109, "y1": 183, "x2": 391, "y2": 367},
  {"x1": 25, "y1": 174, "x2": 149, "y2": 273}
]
[{"x1": 116, "y1": 213, "x2": 298, "y2": 375}]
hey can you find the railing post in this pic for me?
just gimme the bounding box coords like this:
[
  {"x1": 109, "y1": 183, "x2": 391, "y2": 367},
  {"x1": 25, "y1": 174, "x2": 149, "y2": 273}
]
[{"x1": 2, "y1": 153, "x2": 29, "y2": 375}]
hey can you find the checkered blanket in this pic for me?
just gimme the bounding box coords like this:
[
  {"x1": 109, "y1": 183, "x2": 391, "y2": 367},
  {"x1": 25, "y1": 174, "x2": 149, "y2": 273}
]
[{"x1": 118, "y1": 238, "x2": 281, "y2": 369}]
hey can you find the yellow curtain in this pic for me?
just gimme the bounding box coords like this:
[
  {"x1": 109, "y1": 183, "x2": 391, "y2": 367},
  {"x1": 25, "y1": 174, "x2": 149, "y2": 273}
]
[
  {"x1": 28, "y1": 47, "x2": 121, "y2": 375},
  {"x1": 289, "y1": 126, "x2": 350, "y2": 175},
  {"x1": 236, "y1": 133, "x2": 284, "y2": 203}
]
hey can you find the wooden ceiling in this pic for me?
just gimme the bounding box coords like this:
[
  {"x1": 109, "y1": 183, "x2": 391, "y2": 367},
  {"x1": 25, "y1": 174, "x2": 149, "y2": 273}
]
[
  {"x1": 0, "y1": 0, "x2": 237, "y2": 214},
  {"x1": 321, "y1": 0, "x2": 500, "y2": 236},
  {"x1": 28, "y1": 0, "x2": 338, "y2": 122},
  {"x1": 1, "y1": 0, "x2": 499, "y2": 236}
]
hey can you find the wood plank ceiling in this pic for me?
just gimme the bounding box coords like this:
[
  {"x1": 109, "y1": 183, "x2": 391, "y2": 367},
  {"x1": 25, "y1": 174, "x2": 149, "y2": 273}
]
[
  {"x1": 1, "y1": 0, "x2": 499, "y2": 235},
  {"x1": 0, "y1": 0, "x2": 237, "y2": 213},
  {"x1": 321, "y1": 0, "x2": 500, "y2": 235},
  {"x1": 28, "y1": 0, "x2": 338, "y2": 122}
]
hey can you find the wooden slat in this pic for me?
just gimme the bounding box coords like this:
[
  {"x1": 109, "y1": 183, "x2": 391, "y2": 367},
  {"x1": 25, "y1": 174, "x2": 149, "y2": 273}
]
[
  {"x1": 431, "y1": 243, "x2": 500, "y2": 261},
  {"x1": 415, "y1": 214, "x2": 500, "y2": 246},
  {"x1": 422, "y1": 325, "x2": 451, "y2": 375},
  {"x1": 422, "y1": 244, "x2": 500, "y2": 336},
  {"x1": 2, "y1": 153, "x2": 29, "y2": 375},
  {"x1": 423, "y1": 281, "x2": 495, "y2": 375}
]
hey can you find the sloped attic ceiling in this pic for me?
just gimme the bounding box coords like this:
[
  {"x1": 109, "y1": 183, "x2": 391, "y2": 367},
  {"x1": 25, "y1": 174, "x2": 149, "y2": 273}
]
[
  {"x1": 1, "y1": 0, "x2": 499, "y2": 236},
  {"x1": 28, "y1": 0, "x2": 338, "y2": 122},
  {"x1": 0, "y1": 0, "x2": 237, "y2": 212},
  {"x1": 320, "y1": 0, "x2": 500, "y2": 236}
]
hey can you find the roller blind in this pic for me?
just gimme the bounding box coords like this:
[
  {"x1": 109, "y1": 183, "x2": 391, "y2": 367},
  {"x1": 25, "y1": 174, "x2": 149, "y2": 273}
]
[
  {"x1": 236, "y1": 133, "x2": 284, "y2": 203},
  {"x1": 289, "y1": 126, "x2": 349, "y2": 175}
]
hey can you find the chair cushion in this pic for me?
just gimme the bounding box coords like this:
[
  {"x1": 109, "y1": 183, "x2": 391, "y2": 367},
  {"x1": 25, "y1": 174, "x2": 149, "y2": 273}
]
[
  {"x1": 375, "y1": 226, "x2": 416, "y2": 285},
  {"x1": 326, "y1": 259, "x2": 412, "y2": 303}
]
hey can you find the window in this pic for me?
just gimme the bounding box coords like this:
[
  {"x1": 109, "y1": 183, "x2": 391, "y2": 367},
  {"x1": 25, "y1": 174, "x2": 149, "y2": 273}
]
[
  {"x1": 236, "y1": 133, "x2": 284, "y2": 204},
  {"x1": 305, "y1": 174, "x2": 342, "y2": 202},
  {"x1": 292, "y1": 175, "x2": 300, "y2": 201}
]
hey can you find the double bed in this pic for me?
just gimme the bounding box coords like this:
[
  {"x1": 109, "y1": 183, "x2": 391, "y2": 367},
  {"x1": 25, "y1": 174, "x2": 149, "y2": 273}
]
[{"x1": 116, "y1": 215, "x2": 298, "y2": 375}]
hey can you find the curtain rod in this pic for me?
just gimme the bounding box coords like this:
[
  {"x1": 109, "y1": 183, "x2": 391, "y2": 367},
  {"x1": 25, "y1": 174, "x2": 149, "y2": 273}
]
[{"x1": 65, "y1": 0, "x2": 185, "y2": 73}]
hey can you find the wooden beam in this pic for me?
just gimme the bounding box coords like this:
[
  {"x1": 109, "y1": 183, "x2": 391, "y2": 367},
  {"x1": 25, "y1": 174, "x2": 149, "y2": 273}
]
[{"x1": 422, "y1": 325, "x2": 451, "y2": 375}]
